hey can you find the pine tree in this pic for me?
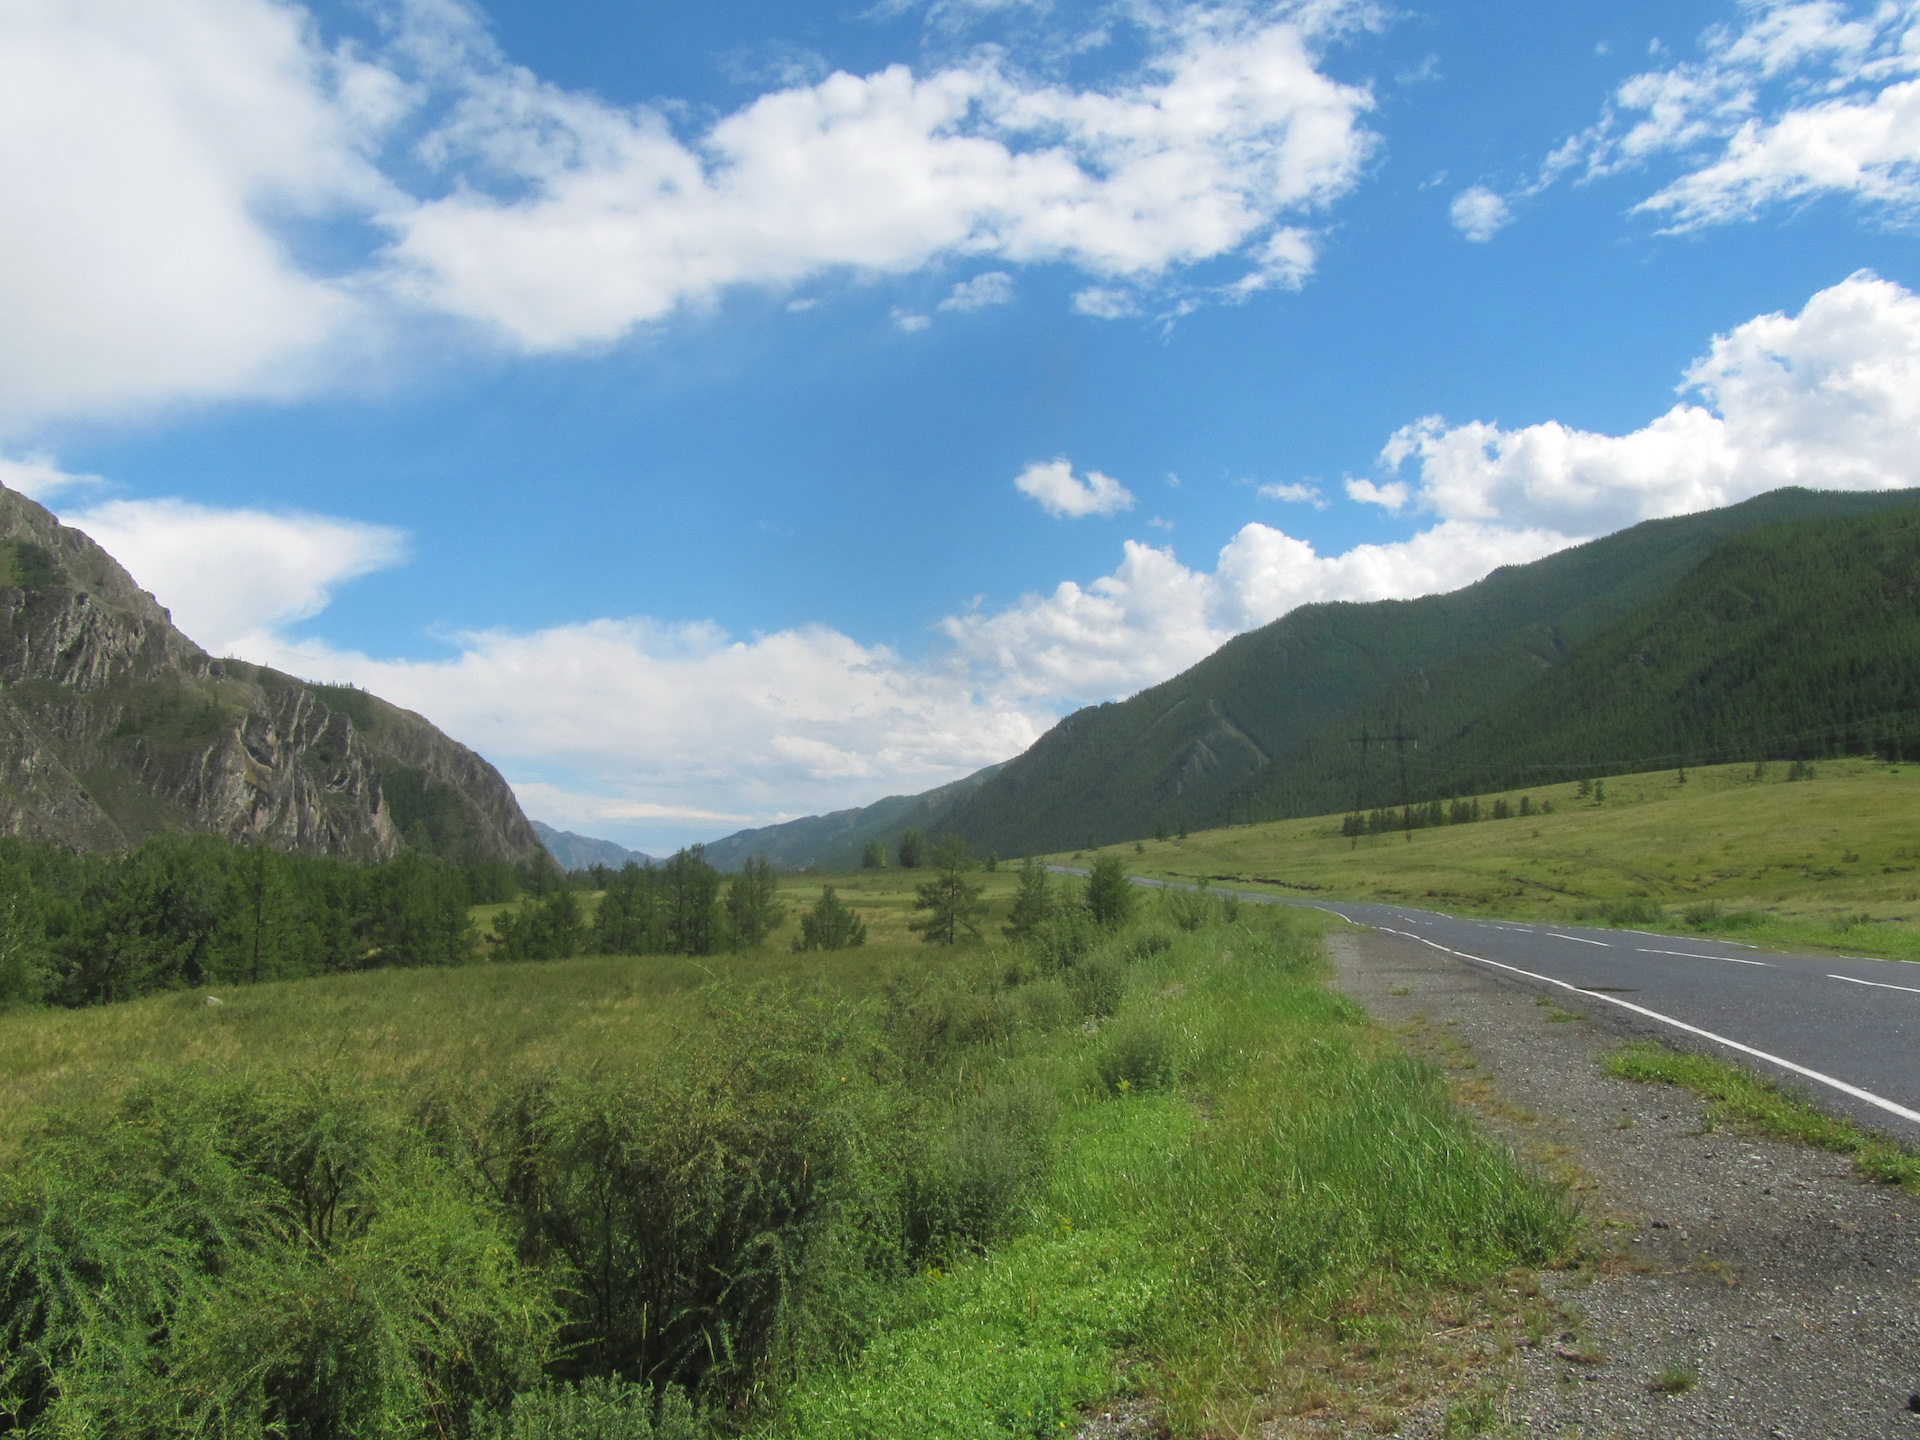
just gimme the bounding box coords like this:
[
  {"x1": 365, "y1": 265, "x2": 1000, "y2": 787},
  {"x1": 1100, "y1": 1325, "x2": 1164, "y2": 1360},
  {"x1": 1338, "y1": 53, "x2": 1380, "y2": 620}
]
[
  {"x1": 793, "y1": 887, "x2": 868, "y2": 951},
  {"x1": 1003, "y1": 858, "x2": 1054, "y2": 942},
  {"x1": 909, "y1": 835, "x2": 986, "y2": 945},
  {"x1": 725, "y1": 856, "x2": 785, "y2": 949}
]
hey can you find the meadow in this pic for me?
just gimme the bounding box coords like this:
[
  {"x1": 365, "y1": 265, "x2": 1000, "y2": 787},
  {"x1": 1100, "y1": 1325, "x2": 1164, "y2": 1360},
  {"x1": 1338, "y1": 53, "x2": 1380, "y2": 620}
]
[
  {"x1": 0, "y1": 868, "x2": 1574, "y2": 1438},
  {"x1": 1095, "y1": 757, "x2": 1920, "y2": 960}
]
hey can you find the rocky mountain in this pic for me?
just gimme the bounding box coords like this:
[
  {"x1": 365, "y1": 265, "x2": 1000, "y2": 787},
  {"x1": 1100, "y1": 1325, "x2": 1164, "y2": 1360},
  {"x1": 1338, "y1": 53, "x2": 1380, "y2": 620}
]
[
  {"x1": 701, "y1": 764, "x2": 1004, "y2": 872},
  {"x1": 0, "y1": 485, "x2": 543, "y2": 863},
  {"x1": 531, "y1": 821, "x2": 655, "y2": 872}
]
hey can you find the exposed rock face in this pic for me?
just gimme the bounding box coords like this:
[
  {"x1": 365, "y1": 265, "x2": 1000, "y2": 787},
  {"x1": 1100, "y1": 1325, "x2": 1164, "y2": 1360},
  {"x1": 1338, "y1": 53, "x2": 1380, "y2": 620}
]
[{"x1": 0, "y1": 486, "x2": 544, "y2": 863}]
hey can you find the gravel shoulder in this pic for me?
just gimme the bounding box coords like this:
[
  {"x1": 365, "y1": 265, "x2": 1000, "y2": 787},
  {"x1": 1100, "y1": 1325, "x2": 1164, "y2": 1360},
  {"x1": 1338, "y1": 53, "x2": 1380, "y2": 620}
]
[{"x1": 1325, "y1": 922, "x2": 1920, "y2": 1440}]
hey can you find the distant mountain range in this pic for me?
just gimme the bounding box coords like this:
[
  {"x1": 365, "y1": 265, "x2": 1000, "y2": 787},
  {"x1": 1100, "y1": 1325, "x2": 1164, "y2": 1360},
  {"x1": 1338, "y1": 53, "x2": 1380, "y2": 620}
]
[
  {"x1": 700, "y1": 764, "x2": 1004, "y2": 872},
  {"x1": 0, "y1": 484, "x2": 544, "y2": 863},
  {"x1": 531, "y1": 821, "x2": 657, "y2": 872},
  {"x1": 693, "y1": 487, "x2": 1920, "y2": 867}
]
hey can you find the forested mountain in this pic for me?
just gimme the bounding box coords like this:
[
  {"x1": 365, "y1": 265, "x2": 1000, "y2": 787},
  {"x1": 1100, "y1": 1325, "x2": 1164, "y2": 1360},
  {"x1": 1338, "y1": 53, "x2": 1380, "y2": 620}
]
[
  {"x1": 0, "y1": 485, "x2": 543, "y2": 864},
  {"x1": 532, "y1": 821, "x2": 656, "y2": 871},
  {"x1": 919, "y1": 487, "x2": 1920, "y2": 856},
  {"x1": 701, "y1": 763, "x2": 1004, "y2": 872}
]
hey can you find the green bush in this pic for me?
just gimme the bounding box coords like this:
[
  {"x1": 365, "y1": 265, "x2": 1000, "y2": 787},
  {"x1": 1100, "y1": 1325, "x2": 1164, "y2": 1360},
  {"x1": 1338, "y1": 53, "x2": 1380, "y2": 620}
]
[{"x1": 1095, "y1": 1012, "x2": 1179, "y2": 1094}]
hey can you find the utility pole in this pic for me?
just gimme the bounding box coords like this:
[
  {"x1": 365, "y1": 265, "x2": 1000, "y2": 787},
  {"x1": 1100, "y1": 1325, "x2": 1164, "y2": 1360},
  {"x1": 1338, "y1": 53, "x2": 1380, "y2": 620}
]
[{"x1": 1350, "y1": 727, "x2": 1418, "y2": 847}]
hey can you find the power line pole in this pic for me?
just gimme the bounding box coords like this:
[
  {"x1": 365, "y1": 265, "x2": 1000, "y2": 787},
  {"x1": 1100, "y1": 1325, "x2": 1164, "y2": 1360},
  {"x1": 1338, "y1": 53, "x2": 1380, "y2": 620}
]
[{"x1": 1350, "y1": 727, "x2": 1418, "y2": 847}]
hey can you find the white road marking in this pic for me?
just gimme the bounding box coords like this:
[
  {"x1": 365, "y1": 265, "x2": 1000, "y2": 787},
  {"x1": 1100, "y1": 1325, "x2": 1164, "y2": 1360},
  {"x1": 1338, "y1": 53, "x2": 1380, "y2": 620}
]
[
  {"x1": 1372, "y1": 927, "x2": 1920, "y2": 1128},
  {"x1": 1547, "y1": 932, "x2": 1611, "y2": 947},
  {"x1": 1829, "y1": 974, "x2": 1920, "y2": 996},
  {"x1": 1637, "y1": 947, "x2": 1770, "y2": 966}
]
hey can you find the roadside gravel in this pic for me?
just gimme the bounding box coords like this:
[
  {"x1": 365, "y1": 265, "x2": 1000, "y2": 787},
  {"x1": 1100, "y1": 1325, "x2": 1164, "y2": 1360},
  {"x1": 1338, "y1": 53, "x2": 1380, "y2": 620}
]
[{"x1": 1325, "y1": 923, "x2": 1920, "y2": 1440}]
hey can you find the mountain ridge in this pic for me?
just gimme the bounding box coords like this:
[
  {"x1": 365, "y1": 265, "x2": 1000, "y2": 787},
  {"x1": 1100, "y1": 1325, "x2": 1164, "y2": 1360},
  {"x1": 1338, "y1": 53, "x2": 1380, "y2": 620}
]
[{"x1": 0, "y1": 485, "x2": 543, "y2": 864}]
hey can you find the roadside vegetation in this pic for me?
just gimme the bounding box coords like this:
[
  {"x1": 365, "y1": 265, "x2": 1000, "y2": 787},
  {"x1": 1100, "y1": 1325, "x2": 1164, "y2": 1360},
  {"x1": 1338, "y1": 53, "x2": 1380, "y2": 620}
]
[
  {"x1": 0, "y1": 861, "x2": 1575, "y2": 1438},
  {"x1": 1092, "y1": 756, "x2": 1920, "y2": 960},
  {"x1": 1605, "y1": 1043, "x2": 1920, "y2": 1192}
]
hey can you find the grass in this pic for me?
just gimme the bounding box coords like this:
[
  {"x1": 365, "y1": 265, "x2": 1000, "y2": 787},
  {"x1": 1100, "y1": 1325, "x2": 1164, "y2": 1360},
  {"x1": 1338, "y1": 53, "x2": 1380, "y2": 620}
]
[
  {"x1": 0, "y1": 868, "x2": 1031, "y2": 1159},
  {"x1": 1603, "y1": 1042, "x2": 1920, "y2": 1192},
  {"x1": 0, "y1": 877, "x2": 1577, "y2": 1437},
  {"x1": 1067, "y1": 757, "x2": 1920, "y2": 961}
]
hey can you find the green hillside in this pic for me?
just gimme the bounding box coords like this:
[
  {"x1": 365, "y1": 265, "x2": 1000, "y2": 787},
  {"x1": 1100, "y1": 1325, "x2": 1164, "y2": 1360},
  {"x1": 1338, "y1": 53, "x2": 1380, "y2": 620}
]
[{"x1": 937, "y1": 488, "x2": 1920, "y2": 856}]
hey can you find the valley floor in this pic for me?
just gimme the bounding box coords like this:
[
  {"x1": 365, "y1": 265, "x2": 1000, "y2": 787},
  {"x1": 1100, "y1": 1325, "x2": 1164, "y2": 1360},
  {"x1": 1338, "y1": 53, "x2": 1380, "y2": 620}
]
[{"x1": 1324, "y1": 923, "x2": 1920, "y2": 1440}]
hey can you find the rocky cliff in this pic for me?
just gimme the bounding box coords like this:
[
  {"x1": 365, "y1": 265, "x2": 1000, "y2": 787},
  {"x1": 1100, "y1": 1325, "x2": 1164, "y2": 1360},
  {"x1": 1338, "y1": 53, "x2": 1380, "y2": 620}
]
[{"x1": 0, "y1": 486, "x2": 544, "y2": 863}]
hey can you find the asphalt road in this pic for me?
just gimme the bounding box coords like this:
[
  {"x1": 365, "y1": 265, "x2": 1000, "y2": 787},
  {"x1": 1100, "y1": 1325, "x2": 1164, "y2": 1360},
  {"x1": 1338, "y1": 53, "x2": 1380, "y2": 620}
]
[{"x1": 1094, "y1": 871, "x2": 1920, "y2": 1144}]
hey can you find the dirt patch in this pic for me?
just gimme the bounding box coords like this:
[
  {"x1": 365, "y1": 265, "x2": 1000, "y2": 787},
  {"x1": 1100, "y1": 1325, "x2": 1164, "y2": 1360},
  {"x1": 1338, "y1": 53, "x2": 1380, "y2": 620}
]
[{"x1": 1319, "y1": 925, "x2": 1920, "y2": 1440}]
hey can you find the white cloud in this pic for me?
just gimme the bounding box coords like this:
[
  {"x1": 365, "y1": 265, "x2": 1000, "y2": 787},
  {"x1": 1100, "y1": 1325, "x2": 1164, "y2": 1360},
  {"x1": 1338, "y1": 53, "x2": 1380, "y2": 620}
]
[
  {"x1": 0, "y1": 0, "x2": 1382, "y2": 431},
  {"x1": 939, "y1": 520, "x2": 1572, "y2": 705},
  {"x1": 939, "y1": 271, "x2": 1015, "y2": 311},
  {"x1": 1546, "y1": 0, "x2": 1920, "y2": 231},
  {"x1": 0, "y1": 0, "x2": 397, "y2": 434},
  {"x1": 1014, "y1": 459, "x2": 1137, "y2": 518},
  {"x1": 892, "y1": 308, "x2": 933, "y2": 332},
  {"x1": 1377, "y1": 270, "x2": 1920, "y2": 534},
  {"x1": 1257, "y1": 480, "x2": 1326, "y2": 506},
  {"x1": 61, "y1": 498, "x2": 409, "y2": 656},
  {"x1": 1071, "y1": 286, "x2": 1140, "y2": 319},
  {"x1": 0, "y1": 454, "x2": 106, "y2": 502},
  {"x1": 1449, "y1": 185, "x2": 1511, "y2": 241},
  {"x1": 252, "y1": 617, "x2": 1049, "y2": 846},
  {"x1": 381, "y1": 6, "x2": 1378, "y2": 347},
  {"x1": 1343, "y1": 477, "x2": 1408, "y2": 510}
]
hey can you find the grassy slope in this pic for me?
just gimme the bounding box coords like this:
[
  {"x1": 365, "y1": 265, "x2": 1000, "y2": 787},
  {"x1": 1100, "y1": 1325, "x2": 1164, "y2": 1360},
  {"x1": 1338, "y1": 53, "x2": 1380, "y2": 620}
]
[{"x1": 1091, "y1": 757, "x2": 1920, "y2": 959}]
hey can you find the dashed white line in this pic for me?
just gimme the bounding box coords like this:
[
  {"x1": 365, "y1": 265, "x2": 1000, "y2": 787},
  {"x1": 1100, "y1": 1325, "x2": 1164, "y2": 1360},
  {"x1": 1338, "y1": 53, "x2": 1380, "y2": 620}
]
[
  {"x1": 1371, "y1": 927, "x2": 1920, "y2": 1127},
  {"x1": 1829, "y1": 973, "x2": 1920, "y2": 996},
  {"x1": 1547, "y1": 932, "x2": 1611, "y2": 947},
  {"x1": 1637, "y1": 947, "x2": 1770, "y2": 966}
]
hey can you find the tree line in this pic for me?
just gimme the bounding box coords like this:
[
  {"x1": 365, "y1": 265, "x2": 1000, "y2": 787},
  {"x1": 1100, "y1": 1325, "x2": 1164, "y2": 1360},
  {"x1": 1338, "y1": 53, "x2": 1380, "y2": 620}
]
[{"x1": 0, "y1": 835, "x2": 801, "y2": 1013}]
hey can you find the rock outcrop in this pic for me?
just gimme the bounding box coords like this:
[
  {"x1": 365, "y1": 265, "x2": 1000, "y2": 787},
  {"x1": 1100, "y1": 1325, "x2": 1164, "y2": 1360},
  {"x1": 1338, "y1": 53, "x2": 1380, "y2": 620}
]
[{"x1": 0, "y1": 486, "x2": 543, "y2": 863}]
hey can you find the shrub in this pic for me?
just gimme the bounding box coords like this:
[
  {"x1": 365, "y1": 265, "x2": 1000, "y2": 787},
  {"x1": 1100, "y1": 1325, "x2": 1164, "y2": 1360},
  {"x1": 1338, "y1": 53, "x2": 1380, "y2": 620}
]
[
  {"x1": 1095, "y1": 1013, "x2": 1178, "y2": 1094},
  {"x1": 1085, "y1": 855, "x2": 1136, "y2": 929},
  {"x1": 794, "y1": 887, "x2": 867, "y2": 952}
]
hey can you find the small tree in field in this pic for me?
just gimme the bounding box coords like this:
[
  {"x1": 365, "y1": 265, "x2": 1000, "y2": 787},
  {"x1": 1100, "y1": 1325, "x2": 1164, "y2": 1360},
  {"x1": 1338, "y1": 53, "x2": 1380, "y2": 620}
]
[
  {"x1": 1085, "y1": 853, "x2": 1136, "y2": 929},
  {"x1": 897, "y1": 829, "x2": 925, "y2": 870},
  {"x1": 725, "y1": 855, "x2": 785, "y2": 950},
  {"x1": 910, "y1": 835, "x2": 986, "y2": 946},
  {"x1": 860, "y1": 839, "x2": 887, "y2": 869},
  {"x1": 793, "y1": 887, "x2": 867, "y2": 952},
  {"x1": 1003, "y1": 858, "x2": 1053, "y2": 942}
]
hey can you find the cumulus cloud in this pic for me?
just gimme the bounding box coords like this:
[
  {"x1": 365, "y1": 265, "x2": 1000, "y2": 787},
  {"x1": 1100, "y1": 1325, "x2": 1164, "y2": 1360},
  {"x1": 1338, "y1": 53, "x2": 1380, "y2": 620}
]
[
  {"x1": 1377, "y1": 271, "x2": 1920, "y2": 534},
  {"x1": 1343, "y1": 477, "x2": 1408, "y2": 510},
  {"x1": 62, "y1": 498, "x2": 409, "y2": 657},
  {"x1": 940, "y1": 520, "x2": 1573, "y2": 705},
  {"x1": 251, "y1": 618, "x2": 1050, "y2": 847},
  {"x1": 1546, "y1": 0, "x2": 1920, "y2": 230},
  {"x1": 0, "y1": 0, "x2": 397, "y2": 433},
  {"x1": 940, "y1": 271, "x2": 1015, "y2": 311},
  {"x1": 1015, "y1": 459, "x2": 1137, "y2": 518},
  {"x1": 1449, "y1": 185, "x2": 1511, "y2": 241}
]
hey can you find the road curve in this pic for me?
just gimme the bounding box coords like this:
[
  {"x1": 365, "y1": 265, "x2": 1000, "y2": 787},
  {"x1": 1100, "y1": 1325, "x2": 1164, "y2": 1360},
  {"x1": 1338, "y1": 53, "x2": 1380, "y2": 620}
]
[{"x1": 1057, "y1": 868, "x2": 1920, "y2": 1144}]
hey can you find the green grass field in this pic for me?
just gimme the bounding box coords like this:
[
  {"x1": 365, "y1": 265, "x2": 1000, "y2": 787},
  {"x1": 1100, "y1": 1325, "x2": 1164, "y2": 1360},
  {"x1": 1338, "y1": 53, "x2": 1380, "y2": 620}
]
[
  {"x1": 1073, "y1": 757, "x2": 1920, "y2": 960},
  {"x1": 0, "y1": 872, "x2": 1575, "y2": 1438}
]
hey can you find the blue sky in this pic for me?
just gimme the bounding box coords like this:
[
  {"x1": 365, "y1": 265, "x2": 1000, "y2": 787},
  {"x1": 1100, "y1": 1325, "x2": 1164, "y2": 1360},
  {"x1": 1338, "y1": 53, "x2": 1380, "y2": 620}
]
[{"x1": 6, "y1": 0, "x2": 1920, "y2": 850}]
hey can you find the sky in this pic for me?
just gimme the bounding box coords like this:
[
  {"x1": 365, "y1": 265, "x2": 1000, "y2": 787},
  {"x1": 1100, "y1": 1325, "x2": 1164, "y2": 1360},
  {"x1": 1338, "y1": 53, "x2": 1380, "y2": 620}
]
[{"x1": 7, "y1": 0, "x2": 1920, "y2": 852}]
